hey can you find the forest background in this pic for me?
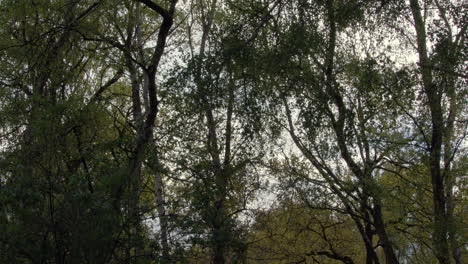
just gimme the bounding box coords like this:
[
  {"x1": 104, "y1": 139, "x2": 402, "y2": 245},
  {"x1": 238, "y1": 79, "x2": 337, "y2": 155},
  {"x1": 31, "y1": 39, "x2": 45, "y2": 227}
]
[{"x1": 0, "y1": 0, "x2": 466, "y2": 263}]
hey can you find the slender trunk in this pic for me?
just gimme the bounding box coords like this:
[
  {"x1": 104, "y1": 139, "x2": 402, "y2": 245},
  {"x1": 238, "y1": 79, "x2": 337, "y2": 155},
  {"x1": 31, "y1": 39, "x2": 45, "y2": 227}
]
[
  {"x1": 152, "y1": 153, "x2": 170, "y2": 262},
  {"x1": 128, "y1": 57, "x2": 144, "y2": 260},
  {"x1": 364, "y1": 232, "x2": 378, "y2": 264},
  {"x1": 127, "y1": 0, "x2": 176, "y2": 181},
  {"x1": 139, "y1": 34, "x2": 169, "y2": 258},
  {"x1": 213, "y1": 215, "x2": 227, "y2": 264},
  {"x1": 440, "y1": 31, "x2": 461, "y2": 263},
  {"x1": 211, "y1": 79, "x2": 234, "y2": 264},
  {"x1": 325, "y1": 0, "x2": 398, "y2": 262},
  {"x1": 192, "y1": 1, "x2": 230, "y2": 263},
  {"x1": 123, "y1": 1, "x2": 177, "y2": 262},
  {"x1": 213, "y1": 74, "x2": 234, "y2": 264},
  {"x1": 212, "y1": 164, "x2": 230, "y2": 264},
  {"x1": 372, "y1": 200, "x2": 399, "y2": 264},
  {"x1": 444, "y1": 59, "x2": 462, "y2": 264},
  {"x1": 409, "y1": 1, "x2": 450, "y2": 263},
  {"x1": 126, "y1": 3, "x2": 145, "y2": 253},
  {"x1": 362, "y1": 201, "x2": 379, "y2": 264}
]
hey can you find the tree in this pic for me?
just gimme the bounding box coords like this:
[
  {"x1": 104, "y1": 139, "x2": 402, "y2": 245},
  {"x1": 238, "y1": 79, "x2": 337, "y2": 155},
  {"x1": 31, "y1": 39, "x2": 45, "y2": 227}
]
[
  {"x1": 407, "y1": 1, "x2": 466, "y2": 263},
  {"x1": 162, "y1": 0, "x2": 273, "y2": 261},
  {"x1": 241, "y1": 0, "x2": 406, "y2": 262},
  {"x1": 0, "y1": 1, "x2": 129, "y2": 263}
]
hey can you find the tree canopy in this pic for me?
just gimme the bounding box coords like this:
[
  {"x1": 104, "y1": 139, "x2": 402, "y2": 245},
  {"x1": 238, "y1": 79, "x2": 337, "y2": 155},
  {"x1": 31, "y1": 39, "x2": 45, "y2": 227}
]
[{"x1": 0, "y1": 0, "x2": 466, "y2": 264}]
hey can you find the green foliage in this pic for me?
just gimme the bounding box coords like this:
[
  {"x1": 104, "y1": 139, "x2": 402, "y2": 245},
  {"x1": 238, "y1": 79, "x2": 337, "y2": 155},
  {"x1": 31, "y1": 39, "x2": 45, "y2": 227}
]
[
  {"x1": 247, "y1": 202, "x2": 365, "y2": 263},
  {"x1": 0, "y1": 1, "x2": 466, "y2": 264}
]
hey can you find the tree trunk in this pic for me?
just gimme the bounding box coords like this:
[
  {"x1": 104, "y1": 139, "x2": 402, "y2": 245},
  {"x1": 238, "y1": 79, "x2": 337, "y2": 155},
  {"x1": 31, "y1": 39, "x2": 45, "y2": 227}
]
[
  {"x1": 372, "y1": 200, "x2": 399, "y2": 264},
  {"x1": 442, "y1": 42, "x2": 462, "y2": 264},
  {"x1": 127, "y1": 53, "x2": 144, "y2": 260},
  {"x1": 409, "y1": 1, "x2": 451, "y2": 263},
  {"x1": 124, "y1": 1, "x2": 177, "y2": 262},
  {"x1": 363, "y1": 202, "x2": 380, "y2": 264},
  {"x1": 191, "y1": 1, "x2": 232, "y2": 263},
  {"x1": 325, "y1": 0, "x2": 399, "y2": 262},
  {"x1": 152, "y1": 154, "x2": 170, "y2": 262}
]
